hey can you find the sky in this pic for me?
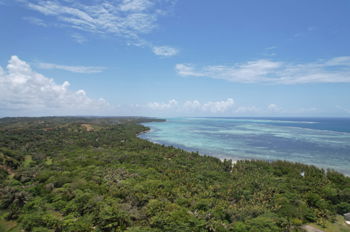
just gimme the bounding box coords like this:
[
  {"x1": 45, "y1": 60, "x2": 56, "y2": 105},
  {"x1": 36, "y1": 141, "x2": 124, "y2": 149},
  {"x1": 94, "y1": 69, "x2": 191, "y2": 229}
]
[{"x1": 1, "y1": 0, "x2": 350, "y2": 117}]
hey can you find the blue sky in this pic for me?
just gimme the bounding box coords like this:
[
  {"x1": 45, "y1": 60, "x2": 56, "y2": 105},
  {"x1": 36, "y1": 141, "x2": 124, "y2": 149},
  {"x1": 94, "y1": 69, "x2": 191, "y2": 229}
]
[{"x1": 1, "y1": 0, "x2": 350, "y2": 117}]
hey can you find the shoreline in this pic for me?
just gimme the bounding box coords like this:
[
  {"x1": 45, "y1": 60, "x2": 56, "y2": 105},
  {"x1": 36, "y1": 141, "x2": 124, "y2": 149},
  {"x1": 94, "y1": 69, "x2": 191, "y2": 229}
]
[
  {"x1": 138, "y1": 131, "x2": 240, "y2": 166},
  {"x1": 138, "y1": 121, "x2": 350, "y2": 177},
  {"x1": 140, "y1": 131, "x2": 350, "y2": 177}
]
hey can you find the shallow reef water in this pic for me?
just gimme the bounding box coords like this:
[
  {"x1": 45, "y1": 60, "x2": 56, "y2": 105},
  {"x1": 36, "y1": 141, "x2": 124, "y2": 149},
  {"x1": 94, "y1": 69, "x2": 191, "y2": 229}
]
[{"x1": 140, "y1": 117, "x2": 350, "y2": 175}]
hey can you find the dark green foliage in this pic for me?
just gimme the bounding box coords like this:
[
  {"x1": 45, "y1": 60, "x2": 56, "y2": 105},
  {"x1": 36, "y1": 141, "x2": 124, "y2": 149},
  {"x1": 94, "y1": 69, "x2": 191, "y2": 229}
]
[
  {"x1": 0, "y1": 117, "x2": 349, "y2": 231},
  {"x1": 0, "y1": 169, "x2": 7, "y2": 181}
]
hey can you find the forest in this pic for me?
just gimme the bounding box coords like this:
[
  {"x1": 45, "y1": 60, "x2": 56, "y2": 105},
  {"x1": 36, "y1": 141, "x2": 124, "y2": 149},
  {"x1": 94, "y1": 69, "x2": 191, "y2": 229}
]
[{"x1": 0, "y1": 117, "x2": 350, "y2": 231}]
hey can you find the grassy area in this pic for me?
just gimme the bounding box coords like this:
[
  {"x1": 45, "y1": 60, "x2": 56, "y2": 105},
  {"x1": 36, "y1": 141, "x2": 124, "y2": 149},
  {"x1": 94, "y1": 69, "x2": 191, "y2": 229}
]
[
  {"x1": 22, "y1": 155, "x2": 32, "y2": 168},
  {"x1": 45, "y1": 157, "x2": 53, "y2": 165},
  {"x1": 309, "y1": 215, "x2": 350, "y2": 232},
  {"x1": 0, "y1": 211, "x2": 21, "y2": 232}
]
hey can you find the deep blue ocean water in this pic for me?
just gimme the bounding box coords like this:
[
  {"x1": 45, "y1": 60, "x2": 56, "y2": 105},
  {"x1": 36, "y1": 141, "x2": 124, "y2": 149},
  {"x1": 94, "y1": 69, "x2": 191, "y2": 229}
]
[{"x1": 139, "y1": 117, "x2": 350, "y2": 175}]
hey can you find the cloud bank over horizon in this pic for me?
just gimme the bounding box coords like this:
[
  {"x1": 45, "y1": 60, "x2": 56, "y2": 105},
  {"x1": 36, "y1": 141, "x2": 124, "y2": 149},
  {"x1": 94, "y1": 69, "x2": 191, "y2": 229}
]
[
  {"x1": 0, "y1": 55, "x2": 342, "y2": 117},
  {"x1": 142, "y1": 99, "x2": 324, "y2": 117},
  {"x1": 147, "y1": 98, "x2": 236, "y2": 114},
  {"x1": 0, "y1": 55, "x2": 110, "y2": 116}
]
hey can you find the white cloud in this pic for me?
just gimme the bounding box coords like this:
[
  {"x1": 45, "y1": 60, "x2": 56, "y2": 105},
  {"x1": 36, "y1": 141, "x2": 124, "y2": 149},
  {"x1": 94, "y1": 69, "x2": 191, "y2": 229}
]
[
  {"x1": 267, "y1": 103, "x2": 281, "y2": 112},
  {"x1": 119, "y1": 0, "x2": 153, "y2": 12},
  {"x1": 147, "y1": 99, "x2": 178, "y2": 110},
  {"x1": 175, "y1": 64, "x2": 204, "y2": 77},
  {"x1": 325, "y1": 56, "x2": 350, "y2": 66},
  {"x1": 263, "y1": 46, "x2": 277, "y2": 57},
  {"x1": 336, "y1": 105, "x2": 350, "y2": 114},
  {"x1": 143, "y1": 99, "x2": 323, "y2": 116},
  {"x1": 235, "y1": 106, "x2": 260, "y2": 114},
  {"x1": 183, "y1": 100, "x2": 201, "y2": 110},
  {"x1": 37, "y1": 62, "x2": 105, "y2": 73},
  {"x1": 152, "y1": 46, "x2": 178, "y2": 56},
  {"x1": 145, "y1": 99, "x2": 321, "y2": 116},
  {"x1": 176, "y1": 56, "x2": 350, "y2": 84},
  {"x1": 0, "y1": 55, "x2": 109, "y2": 116},
  {"x1": 23, "y1": 0, "x2": 177, "y2": 55},
  {"x1": 71, "y1": 33, "x2": 87, "y2": 44},
  {"x1": 23, "y1": 16, "x2": 47, "y2": 27},
  {"x1": 201, "y1": 98, "x2": 234, "y2": 113},
  {"x1": 25, "y1": 0, "x2": 155, "y2": 35},
  {"x1": 147, "y1": 98, "x2": 235, "y2": 114}
]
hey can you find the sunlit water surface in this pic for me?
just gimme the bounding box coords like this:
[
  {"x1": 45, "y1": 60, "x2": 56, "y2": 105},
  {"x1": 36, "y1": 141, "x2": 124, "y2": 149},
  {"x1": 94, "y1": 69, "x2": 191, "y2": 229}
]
[{"x1": 139, "y1": 118, "x2": 350, "y2": 175}]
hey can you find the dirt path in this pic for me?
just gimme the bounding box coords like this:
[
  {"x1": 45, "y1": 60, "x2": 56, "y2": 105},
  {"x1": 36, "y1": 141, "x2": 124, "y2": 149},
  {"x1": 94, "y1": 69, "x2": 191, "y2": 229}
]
[
  {"x1": 81, "y1": 124, "x2": 94, "y2": 131},
  {"x1": 0, "y1": 164, "x2": 14, "y2": 175},
  {"x1": 302, "y1": 225, "x2": 325, "y2": 232}
]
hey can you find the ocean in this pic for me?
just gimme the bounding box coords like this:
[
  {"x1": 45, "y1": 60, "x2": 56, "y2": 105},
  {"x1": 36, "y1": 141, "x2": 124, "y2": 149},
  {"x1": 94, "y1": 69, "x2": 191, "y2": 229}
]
[{"x1": 139, "y1": 117, "x2": 350, "y2": 175}]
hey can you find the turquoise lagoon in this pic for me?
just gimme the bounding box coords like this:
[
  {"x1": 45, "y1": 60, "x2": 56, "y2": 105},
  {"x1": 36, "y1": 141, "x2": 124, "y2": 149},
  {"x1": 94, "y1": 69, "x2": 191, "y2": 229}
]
[{"x1": 140, "y1": 118, "x2": 350, "y2": 175}]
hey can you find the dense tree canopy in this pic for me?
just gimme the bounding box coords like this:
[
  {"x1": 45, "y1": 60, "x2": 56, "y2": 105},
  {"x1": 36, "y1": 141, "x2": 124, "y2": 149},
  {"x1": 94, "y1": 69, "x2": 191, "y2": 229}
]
[{"x1": 0, "y1": 117, "x2": 349, "y2": 231}]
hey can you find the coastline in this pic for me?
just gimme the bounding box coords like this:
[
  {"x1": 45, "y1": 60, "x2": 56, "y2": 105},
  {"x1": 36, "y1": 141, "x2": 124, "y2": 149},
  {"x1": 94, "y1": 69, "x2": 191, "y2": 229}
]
[
  {"x1": 138, "y1": 118, "x2": 350, "y2": 176},
  {"x1": 138, "y1": 125, "x2": 251, "y2": 166},
  {"x1": 139, "y1": 130, "x2": 349, "y2": 177},
  {"x1": 136, "y1": 128, "x2": 150, "y2": 137}
]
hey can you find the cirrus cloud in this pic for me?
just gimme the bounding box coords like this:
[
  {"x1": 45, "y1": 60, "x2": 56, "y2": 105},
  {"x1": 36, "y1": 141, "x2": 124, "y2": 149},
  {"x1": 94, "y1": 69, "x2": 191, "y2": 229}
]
[
  {"x1": 23, "y1": 0, "x2": 178, "y2": 56},
  {"x1": 176, "y1": 56, "x2": 350, "y2": 84},
  {"x1": 37, "y1": 62, "x2": 106, "y2": 73}
]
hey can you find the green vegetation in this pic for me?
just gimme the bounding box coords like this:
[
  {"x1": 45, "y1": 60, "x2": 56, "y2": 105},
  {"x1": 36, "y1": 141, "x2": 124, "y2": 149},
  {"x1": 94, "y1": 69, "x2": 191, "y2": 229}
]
[
  {"x1": 0, "y1": 117, "x2": 350, "y2": 231},
  {"x1": 308, "y1": 215, "x2": 350, "y2": 232},
  {"x1": 0, "y1": 211, "x2": 21, "y2": 232}
]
